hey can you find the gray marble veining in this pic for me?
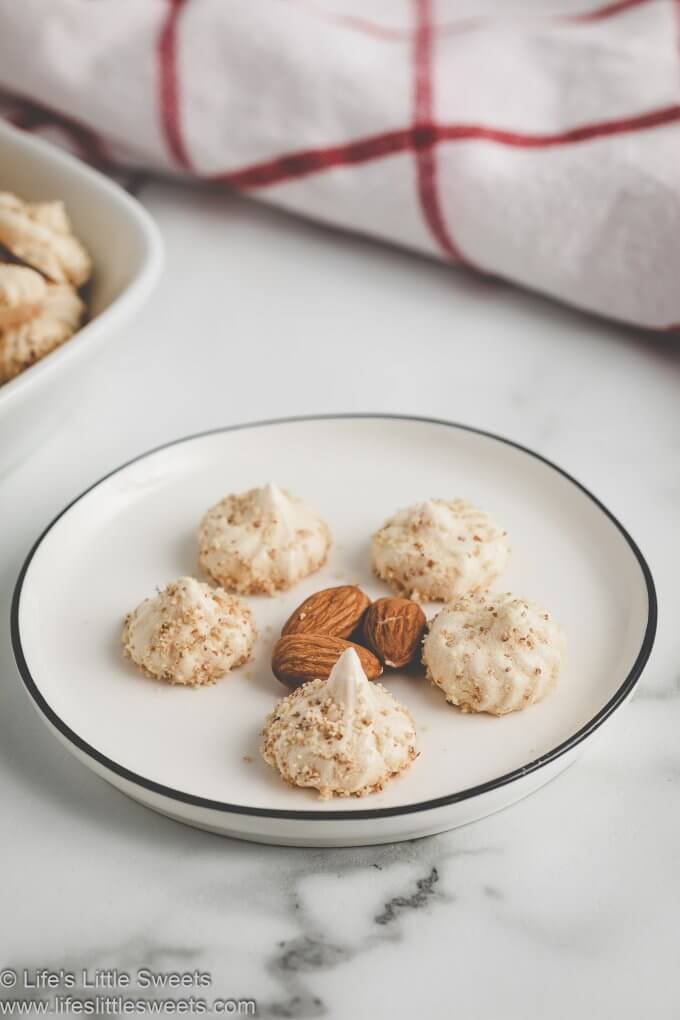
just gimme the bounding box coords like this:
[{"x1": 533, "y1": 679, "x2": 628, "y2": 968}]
[{"x1": 1, "y1": 181, "x2": 678, "y2": 1019}]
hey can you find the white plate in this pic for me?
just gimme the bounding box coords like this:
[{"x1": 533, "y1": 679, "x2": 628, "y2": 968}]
[{"x1": 11, "y1": 415, "x2": 656, "y2": 846}]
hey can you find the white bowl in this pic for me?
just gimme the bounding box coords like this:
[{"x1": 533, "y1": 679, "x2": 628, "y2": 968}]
[{"x1": 0, "y1": 122, "x2": 163, "y2": 474}]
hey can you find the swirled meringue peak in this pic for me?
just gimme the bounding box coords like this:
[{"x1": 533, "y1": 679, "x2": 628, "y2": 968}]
[
  {"x1": 261, "y1": 648, "x2": 418, "y2": 798},
  {"x1": 122, "y1": 576, "x2": 255, "y2": 687},
  {"x1": 372, "y1": 498, "x2": 510, "y2": 601},
  {"x1": 423, "y1": 591, "x2": 565, "y2": 715},
  {"x1": 198, "y1": 482, "x2": 331, "y2": 595}
]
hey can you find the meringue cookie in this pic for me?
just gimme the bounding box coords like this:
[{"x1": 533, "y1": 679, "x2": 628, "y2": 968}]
[
  {"x1": 0, "y1": 192, "x2": 92, "y2": 286},
  {"x1": 0, "y1": 283, "x2": 84, "y2": 383},
  {"x1": 0, "y1": 264, "x2": 47, "y2": 329},
  {"x1": 122, "y1": 576, "x2": 256, "y2": 686},
  {"x1": 198, "y1": 483, "x2": 331, "y2": 595},
  {"x1": 261, "y1": 647, "x2": 418, "y2": 798},
  {"x1": 372, "y1": 498, "x2": 510, "y2": 601},
  {"x1": 423, "y1": 591, "x2": 565, "y2": 715}
]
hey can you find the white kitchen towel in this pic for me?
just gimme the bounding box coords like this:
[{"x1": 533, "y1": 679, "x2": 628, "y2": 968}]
[{"x1": 1, "y1": 0, "x2": 679, "y2": 330}]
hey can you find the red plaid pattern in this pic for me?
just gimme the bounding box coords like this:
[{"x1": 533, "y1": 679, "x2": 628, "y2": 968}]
[{"x1": 0, "y1": 0, "x2": 678, "y2": 329}]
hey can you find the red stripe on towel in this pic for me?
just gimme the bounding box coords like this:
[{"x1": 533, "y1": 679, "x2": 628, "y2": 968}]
[
  {"x1": 568, "y1": 0, "x2": 655, "y2": 22},
  {"x1": 412, "y1": 0, "x2": 470, "y2": 263},
  {"x1": 289, "y1": 0, "x2": 657, "y2": 41},
  {"x1": 215, "y1": 104, "x2": 680, "y2": 189},
  {"x1": 158, "y1": 0, "x2": 193, "y2": 170}
]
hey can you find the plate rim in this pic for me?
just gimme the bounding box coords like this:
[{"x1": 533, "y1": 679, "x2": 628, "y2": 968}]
[{"x1": 10, "y1": 413, "x2": 658, "y2": 822}]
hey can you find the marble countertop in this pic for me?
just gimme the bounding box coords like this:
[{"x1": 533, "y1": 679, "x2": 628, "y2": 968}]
[{"x1": 1, "y1": 179, "x2": 678, "y2": 1019}]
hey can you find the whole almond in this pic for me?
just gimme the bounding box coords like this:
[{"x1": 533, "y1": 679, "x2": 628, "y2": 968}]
[
  {"x1": 281, "y1": 585, "x2": 371, "y2": 638},
  {"x1": 272, "y1": 633, "x2": 382, "y2": 689},
  {"x1": 363, "y1": 597, "x2": 426, "y2": 668}
]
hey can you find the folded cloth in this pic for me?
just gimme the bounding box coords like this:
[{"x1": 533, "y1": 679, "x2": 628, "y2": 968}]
[{"x1": 0, "y1": 0, "x2": 678, "y2": 330}]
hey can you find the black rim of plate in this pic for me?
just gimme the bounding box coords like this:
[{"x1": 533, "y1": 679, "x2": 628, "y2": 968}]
[{"x1": 11, "y1": 414, "x2": 658, "y2": 822}]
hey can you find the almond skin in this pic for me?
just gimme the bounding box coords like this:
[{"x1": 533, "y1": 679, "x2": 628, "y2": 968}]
[
  {"x1": 272, "y1": 633, "x2": 382, "y2": 689},
  {"x1": 281, "y1": 585, "x2": 371, "y2": 638},
  {"x1": 363, "y1": 597, "x2": 426, "y2": 668}
]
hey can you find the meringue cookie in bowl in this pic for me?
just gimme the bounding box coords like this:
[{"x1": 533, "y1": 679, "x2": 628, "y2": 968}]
[
  {"x1": 423, "y1": 591, "x2": 566, "y2": 715},
  {"x1": 122, "y1": 576, "x2": 256, "y2": 686},
  {"x1": 198, "y1": 482, "x2": 331, "y2": 595},
  {"x1": 372, "y1": 498, "x2": 510, "y2": 601},
  {"x1": 261, "y1": 648, "x2": 418, "y2": 798}
]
